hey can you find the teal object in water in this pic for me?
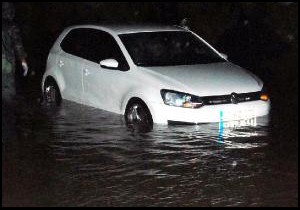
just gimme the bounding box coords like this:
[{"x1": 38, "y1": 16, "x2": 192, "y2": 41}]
[{"x1": 218, "y1": 110, "x2": 224, "y2": 143}]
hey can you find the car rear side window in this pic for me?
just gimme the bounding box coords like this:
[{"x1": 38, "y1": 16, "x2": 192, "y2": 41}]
[
  {"x1": 61, "y1": 28, "x2": 129, "y2": 71},
  {"x1": 60, "y1": 29, "x2": 88, "y2": 59}
]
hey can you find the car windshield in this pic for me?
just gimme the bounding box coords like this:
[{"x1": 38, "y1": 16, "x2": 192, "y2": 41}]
[{"x1": 119, "y1": 31, "x2": 226, "y2": 67}]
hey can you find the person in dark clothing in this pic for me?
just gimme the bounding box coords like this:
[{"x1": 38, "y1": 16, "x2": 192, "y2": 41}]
[{"x1": 2, "y1": 2, "x2": 28, "y2": 141}]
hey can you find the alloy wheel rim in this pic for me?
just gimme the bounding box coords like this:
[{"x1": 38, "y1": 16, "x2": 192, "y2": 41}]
[{"x1": 127, "y1": 104, "x2": 143, "y2": 124}]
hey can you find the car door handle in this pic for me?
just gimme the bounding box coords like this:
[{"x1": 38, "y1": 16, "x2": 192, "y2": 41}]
[
  {"x1": 84, "y1": 68, "x2": 90, "y2": 76},
  {"x1": 58, "y1": 60, "x2": 64, "y2": 67}
]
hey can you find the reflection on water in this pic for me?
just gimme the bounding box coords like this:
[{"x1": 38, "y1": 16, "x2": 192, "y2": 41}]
[{"x1": 2, "y1": 100, "x2": 298, "y2": 207}]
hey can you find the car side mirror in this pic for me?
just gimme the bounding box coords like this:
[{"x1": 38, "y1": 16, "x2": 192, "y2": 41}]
[
  {"x1": 220, "y1": 53, "x2": 228, "y2": 60},
  {"x1": 100, "y1": 59, "x2": 119, "y2": 69}
]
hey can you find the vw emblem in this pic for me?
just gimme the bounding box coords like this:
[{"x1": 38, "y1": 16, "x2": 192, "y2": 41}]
[{"x1": 230, "y1": 92, "x2": 239, "y2": 104}]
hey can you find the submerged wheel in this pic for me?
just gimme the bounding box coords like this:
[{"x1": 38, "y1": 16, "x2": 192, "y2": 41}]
[
  {"x1": 125, "y1": 101, "x2": 153, "y2": 131},
  {"x1": 44, "y1": 80, "x2": 61, "y2": 106}
]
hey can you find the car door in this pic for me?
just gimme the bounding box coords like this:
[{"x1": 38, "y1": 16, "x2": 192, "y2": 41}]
[
  {"x1": 82, "y1": 29, "x2": 130, "y2": 114},
  {"x1": 59, "y1": 29, "x2": 88, "y2": 104}
]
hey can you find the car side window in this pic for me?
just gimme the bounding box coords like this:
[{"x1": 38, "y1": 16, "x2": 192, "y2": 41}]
[
  {"x1": 60, "y1": 29, "x2": 88, "y2": 59},
  {"x1": 85, "y1": 29, "x2": 129, "y2": 71}
]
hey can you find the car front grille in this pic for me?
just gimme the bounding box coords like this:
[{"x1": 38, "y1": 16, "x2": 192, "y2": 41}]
[{"x1": 202, "y1": 91, "x2": 261, "y2": 105}]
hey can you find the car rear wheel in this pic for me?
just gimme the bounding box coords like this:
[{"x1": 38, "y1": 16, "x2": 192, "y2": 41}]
[
  {"x1": 125, "y1": 101, "x2": 153, "y2": 132},
  {"x1": 44, "y1": 80, "x2": 61, "y2": 106}
]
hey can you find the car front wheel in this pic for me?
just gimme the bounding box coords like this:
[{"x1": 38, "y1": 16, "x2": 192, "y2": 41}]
[{"x1": 125, "y1": 101, "x2": 153, "y2": 132}]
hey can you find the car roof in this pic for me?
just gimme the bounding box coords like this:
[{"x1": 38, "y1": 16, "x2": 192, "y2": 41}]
[{"x1": 66, "y1": 23, "x2": 187, "y2": 35}]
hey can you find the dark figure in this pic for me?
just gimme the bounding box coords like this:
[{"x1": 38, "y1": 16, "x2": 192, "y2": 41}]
[{"x1": 2, "y1": 2, "x2": 28, "y2": 141}]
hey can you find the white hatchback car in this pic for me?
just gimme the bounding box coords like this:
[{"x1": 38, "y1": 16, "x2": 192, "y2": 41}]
[{"x1": 42, "y1": 24, "x2": 270, "y2": 129}]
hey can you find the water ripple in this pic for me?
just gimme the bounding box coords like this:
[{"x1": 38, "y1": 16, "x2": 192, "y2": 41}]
[{"x1": 2, "y1": 100, "x2": 298, "y2": 207}]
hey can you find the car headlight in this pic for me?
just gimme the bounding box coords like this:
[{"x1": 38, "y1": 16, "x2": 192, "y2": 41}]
[
  {"x1": 160, "y1": 89, "x2": 204, "y2": 108},
  {"x1": 260, "y1": 85, "x2": 269, "y2": 101}
]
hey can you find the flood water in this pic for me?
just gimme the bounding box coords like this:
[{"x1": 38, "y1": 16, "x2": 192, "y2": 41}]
[{"x1": 2, "y1": 93, "x2": 298, "y2": 207}]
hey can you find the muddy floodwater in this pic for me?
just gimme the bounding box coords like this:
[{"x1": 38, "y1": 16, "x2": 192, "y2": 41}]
[{"x1": 2, "y1": 93, "x2": 298, "y2": 207}]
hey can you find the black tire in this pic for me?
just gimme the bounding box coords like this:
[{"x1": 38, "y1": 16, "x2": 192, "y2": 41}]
[
  {"x1": 125, "y1": 101, "x2": 153, "y2": 132},
  {"x1": 44, "y1": 80, "x2": 62, "y2": 106}
]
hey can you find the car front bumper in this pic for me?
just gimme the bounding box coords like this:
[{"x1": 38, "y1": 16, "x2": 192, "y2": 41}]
[{"x1": 150, "y1": 100, "x2": 271, "y2": 125}]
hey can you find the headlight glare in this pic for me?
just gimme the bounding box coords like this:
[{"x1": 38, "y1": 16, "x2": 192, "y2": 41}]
[{"x1": 161, "y1": 90, "x2": 203, "y2": 109}]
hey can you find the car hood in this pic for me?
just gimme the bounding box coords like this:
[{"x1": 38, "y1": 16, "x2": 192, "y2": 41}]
[{"x1": 139, "y1": 62, "x2": 263, "y2": 96}]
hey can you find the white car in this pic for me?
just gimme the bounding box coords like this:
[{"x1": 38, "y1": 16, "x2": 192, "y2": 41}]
[{"x1": 42, "y1": 24, "x2": 270, "y2": 129}]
